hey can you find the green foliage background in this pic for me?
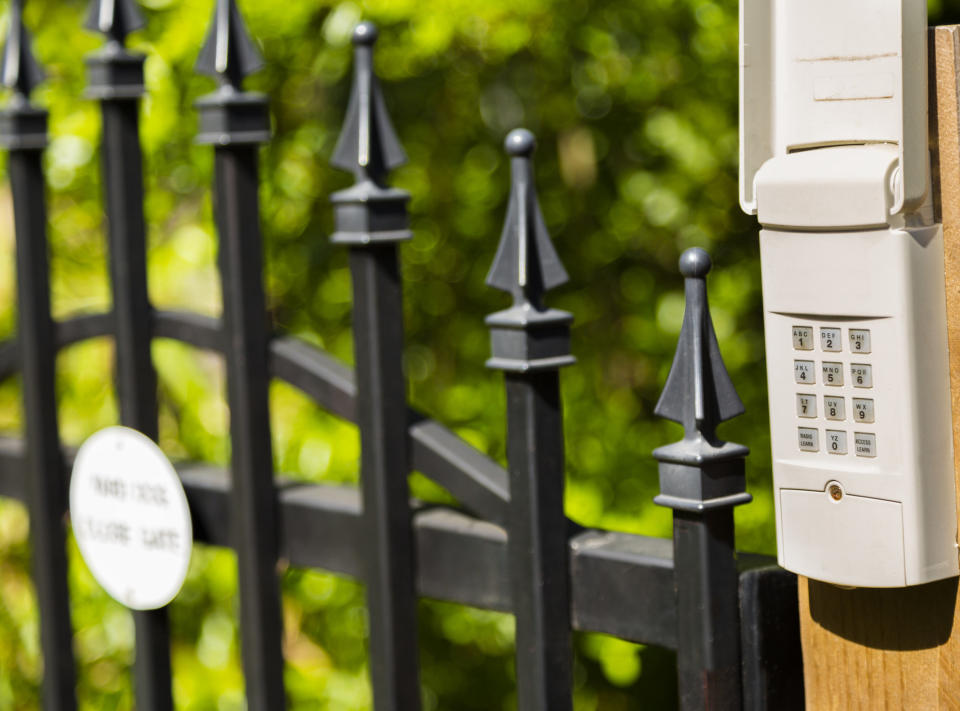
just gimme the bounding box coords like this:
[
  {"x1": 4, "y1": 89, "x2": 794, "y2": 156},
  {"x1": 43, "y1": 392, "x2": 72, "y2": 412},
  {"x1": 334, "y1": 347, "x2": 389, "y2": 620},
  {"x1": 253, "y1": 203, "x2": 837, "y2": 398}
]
[{"x1": 1, "y1": 0, "x2": 958, "y2": 708}]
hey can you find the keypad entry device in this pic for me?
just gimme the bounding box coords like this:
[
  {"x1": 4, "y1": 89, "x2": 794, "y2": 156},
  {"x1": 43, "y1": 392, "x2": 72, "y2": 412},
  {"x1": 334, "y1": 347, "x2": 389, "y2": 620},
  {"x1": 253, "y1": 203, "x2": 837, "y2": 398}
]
[{"x1": 741, "y1": 0, "x2": 958, "y2": 587}]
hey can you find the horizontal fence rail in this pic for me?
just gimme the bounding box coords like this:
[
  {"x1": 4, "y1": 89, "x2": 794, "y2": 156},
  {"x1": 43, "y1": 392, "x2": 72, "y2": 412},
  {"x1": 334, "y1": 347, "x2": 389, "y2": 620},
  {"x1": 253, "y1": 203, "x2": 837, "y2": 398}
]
[{"x1": 0, "y1": 2, "x2": 804, "y2": 710}]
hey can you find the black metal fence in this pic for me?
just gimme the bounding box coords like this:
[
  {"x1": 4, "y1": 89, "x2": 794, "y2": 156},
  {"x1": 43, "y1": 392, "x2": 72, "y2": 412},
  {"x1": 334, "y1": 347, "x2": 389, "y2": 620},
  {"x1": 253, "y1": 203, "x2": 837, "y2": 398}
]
[{"x1": 0, "y1": 1, "x2": 803, "y2": 709}]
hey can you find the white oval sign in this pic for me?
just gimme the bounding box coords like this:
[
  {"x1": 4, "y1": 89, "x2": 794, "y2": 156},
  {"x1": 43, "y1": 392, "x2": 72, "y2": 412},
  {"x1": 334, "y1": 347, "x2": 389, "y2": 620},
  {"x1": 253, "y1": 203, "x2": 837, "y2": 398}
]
[{"x1": 70, "y1": 426, "x2": 192, "y2": 610}]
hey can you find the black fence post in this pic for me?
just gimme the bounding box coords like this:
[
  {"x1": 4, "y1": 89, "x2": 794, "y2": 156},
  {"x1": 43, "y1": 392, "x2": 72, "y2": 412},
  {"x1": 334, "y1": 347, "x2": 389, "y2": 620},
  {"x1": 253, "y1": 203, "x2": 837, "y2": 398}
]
[
  {"x1": 0, "y1": 4, "x2": 77, "y2": 709},
  {"x1": 329, "y1": 23, "x2": 422, "y2": 710},
  {"x1": 653, "y1": 248, "x2": 751, "y2": 710},
  {"x1": 83, "y1": 2, "x2": 173, "y2": 708},
  {"x1": 195, "y1": 3, "x2": 286, "y2": 709},
  {"x1": 485, "y1": 129, "x2": 575, "y2": 711}
]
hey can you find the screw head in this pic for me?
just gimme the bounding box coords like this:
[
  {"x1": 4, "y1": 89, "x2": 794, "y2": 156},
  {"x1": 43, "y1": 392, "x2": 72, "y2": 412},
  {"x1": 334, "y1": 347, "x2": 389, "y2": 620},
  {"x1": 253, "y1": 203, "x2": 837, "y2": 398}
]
[
  {"x1": 505, "y1": 128, "x2": 536, "y2": 157},
  {"x1": 679, "y1": 248, "x2": 712, "y2": 279}
]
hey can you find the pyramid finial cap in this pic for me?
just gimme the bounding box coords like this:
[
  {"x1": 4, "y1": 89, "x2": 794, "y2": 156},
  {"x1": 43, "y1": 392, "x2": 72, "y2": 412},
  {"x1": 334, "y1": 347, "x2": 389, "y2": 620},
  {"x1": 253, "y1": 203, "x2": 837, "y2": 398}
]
[
  {"x1": 1, "y1": 0, "x2": 44, "y2": 101},
  {"x1": 195, "y1": 0, "x2": 264, "y2": 90},
  {"x1": 654, "y1": 248, "x2": 744, "y2": 442},
  {"x1": 485, "y1": 128, "x2": 568, "y2": 308},
  {"x1": 331, "y1": 22, "x2": 407, "y2": 185},
  {"x1": 84, "y1": 0, "x2": 145, "y2": 44}
]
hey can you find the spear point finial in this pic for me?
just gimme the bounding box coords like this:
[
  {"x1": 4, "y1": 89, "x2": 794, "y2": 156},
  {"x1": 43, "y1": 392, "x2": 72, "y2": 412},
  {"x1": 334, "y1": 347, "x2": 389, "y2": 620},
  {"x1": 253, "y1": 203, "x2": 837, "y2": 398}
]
[
  {"x1": 330, "y1": 22, "x2": 407, "y2": 185},
  {"x1": 486, "y1": 129, "x2": 568, "y2": 309},
  {"x1": 84, "y1": 0, "x2": 145, "y2": 45},
  {"x1": 654, "y1": 248, "x2": 744, "y2": 443},
  {"x1": 1, "y1": 0, "x2": 45, "y2": 101},
  {"x1": 195, "y1": 0, "x2": 264, "y2": 91}
]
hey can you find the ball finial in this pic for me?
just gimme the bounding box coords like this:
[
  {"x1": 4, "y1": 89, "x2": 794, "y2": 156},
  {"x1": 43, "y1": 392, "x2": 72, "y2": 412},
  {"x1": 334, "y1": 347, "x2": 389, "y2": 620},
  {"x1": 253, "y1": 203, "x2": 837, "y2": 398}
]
[
  {"x1": 678, "y1": 247, "x2": 712, "y2": 278},
  {"x1": 353, "y1": 21, "x2": 379, "y2": 46},
  {"x1": 505, "y1": 128, "x2": 536, "y2": 157}
]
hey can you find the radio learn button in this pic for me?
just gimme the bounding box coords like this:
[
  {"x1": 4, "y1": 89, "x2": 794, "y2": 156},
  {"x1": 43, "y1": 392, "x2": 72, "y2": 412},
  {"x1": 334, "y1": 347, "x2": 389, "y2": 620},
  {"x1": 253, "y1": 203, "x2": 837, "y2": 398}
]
[
  {"x1": 854, "y1": 433, "x2": 877, "y2": 458},
  {"x1": 798, "y1": 428, "x2": 819, "y2": 452}
]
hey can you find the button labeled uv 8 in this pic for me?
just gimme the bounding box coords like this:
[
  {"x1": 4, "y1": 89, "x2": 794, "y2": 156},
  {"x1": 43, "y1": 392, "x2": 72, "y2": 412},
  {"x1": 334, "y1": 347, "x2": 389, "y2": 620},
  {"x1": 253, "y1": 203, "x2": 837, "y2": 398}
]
[{"x1": 824, "y1": 396, "x2": 845, "y2": 421}]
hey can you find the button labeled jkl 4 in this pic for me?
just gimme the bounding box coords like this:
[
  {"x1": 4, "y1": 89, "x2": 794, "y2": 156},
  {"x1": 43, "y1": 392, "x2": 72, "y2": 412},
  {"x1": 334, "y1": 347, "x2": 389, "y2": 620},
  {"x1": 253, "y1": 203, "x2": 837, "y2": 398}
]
[{"x1": 795, "y1": 360, "x2": 815, "y2": 384}]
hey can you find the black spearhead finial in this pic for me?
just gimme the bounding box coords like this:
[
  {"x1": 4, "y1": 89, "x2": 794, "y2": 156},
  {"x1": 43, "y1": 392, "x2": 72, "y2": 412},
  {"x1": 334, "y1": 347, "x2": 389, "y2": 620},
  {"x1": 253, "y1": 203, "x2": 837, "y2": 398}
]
[
  {"x1": 1, "y1": 0, "x2": 44, "y2": 102},
  {"x1": 331, "y1": 22, "x2": 407, "y2": 186},
  {"x1": 84, "y1": 0, "x2": 145, "y2": 46},
  {"x1": 196, "y1": 0, "x2": 264, "y2": 91},
  {"x1": 486, "y1": 129, "x2": 568, "y2": 310},
  {"x1": 654, "y1": 248, "x2": 744, "y2": 444}
]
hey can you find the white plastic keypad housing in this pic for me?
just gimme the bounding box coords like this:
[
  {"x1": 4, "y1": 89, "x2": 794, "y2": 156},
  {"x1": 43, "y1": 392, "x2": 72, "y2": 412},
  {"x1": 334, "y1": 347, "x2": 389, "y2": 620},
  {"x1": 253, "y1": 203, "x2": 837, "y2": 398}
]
[{"x1": 741, "y1": 0, "x2": 959, "y2": 586}]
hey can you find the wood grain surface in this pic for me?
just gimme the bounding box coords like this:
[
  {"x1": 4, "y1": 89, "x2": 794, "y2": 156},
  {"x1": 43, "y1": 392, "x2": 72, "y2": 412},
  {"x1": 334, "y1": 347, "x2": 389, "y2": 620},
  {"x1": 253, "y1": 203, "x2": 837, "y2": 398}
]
[{"x1": 796, "y1": 26, "x2": 960, "y2": 711}]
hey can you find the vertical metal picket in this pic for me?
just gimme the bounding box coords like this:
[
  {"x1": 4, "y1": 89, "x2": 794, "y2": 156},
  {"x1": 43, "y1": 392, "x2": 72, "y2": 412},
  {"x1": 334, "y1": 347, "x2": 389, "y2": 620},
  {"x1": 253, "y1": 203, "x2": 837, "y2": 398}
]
[
  {"x1": 195, "y1": 2, "x2": 286, "y2": 708},
  {"x1": 0, "y1": 4, "x2": 77, "y2": 709},
  {"x1": 83, "y1": 2, "x2": 173, "y2": 708},
  {"x1": 653, "y1": 248, "x2": 752, "y2": 710},
  {"x1": 485, "y1": 129, "x2": 575, "y2": 711},
  {"x1": 329, "y1": 22, "x2": 422, "y2": 710}
]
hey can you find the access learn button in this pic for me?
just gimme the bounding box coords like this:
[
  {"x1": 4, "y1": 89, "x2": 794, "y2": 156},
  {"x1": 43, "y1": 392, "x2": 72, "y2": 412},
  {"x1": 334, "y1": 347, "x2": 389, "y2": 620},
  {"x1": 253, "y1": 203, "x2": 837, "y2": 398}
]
[{"x1": 854, "y1": 433, "x2": 877, "y2": 458}]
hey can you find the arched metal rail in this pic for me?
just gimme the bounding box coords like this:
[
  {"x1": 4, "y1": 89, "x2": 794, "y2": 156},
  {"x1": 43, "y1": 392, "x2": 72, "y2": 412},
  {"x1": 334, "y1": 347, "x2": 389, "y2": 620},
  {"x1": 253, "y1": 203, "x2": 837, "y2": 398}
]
[
  {"x1": 0, "y1": 309, "x2": 510, "y2": 525},
  {"x1": 0, "y1": 308, "x2": 708, "y2": 650}
]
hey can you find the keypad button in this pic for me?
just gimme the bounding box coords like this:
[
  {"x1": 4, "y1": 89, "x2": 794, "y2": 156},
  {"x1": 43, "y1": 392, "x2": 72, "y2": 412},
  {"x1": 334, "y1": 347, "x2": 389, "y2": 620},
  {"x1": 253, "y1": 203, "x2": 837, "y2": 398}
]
[
  {"x1": 822, "y1": 362, "x2": 843, "y2": 387},
  {"x1": 795, "y1": 360, "x2": 815, "y2": 384},
  {"x1": 852, "y1": 398, "x2": 875, "y2": 424},
  {"x1": 826, "y1": 430, "x2": 847, "y2": 455},
  {"x1": 792, "y1": 326, "x2": 814, "y2": 350},
  {"x1": 849, "y1": 329, "x2": 872, "y2": 354},
  {"x1": 851, "y1": 364, "x2": 873, "y2": 388},
  {"x1": 796, "y1": 394, "x2": 817, "y2": 418},
  {"x1": 824, "y1": 396, "x2": 845, "y2": 421},
  {"x1": 854, "y1": 432, "x2": 877, "y2": 458},
  {"x1": 820, "y1": 327, "x2": 842, "y2": 352},
  {"x1": 798, "y1": 428, "x2": 819, "y2": 452}
]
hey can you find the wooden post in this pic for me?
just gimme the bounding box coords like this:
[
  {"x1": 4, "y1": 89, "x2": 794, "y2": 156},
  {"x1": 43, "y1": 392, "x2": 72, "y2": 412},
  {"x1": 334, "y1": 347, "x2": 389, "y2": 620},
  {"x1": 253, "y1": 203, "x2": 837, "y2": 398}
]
[{"x1": 796, "y1": 25, "x2": 960, "y2": 710}]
